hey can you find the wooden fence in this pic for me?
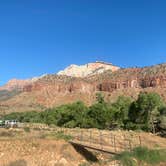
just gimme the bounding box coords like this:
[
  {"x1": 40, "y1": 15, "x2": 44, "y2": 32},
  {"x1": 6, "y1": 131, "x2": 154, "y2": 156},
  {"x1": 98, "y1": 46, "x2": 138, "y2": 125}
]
[
  {"x1": 23, "y1": 123, "x2": 142, "y2": 154},
  {"x1": 63, "y1": 128, "x2": 142, "y2": 154}
]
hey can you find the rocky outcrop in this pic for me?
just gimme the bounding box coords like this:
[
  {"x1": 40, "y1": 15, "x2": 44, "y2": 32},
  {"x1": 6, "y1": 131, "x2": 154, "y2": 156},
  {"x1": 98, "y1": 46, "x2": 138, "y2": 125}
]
[
  {"x1": 23, "y1": 79, "x2": 94, "y2": 94},
  {"x1": 140, "y1": 76, "x2": 166, "y2": 88},
  {"x1": 0, "y1": 75, "x2": 46, "y2": 91},
  {"x1": 57, "y1": 61, "x2": 120, "y2": 77},
  {"x1": 96, "y1": 75, "x2": 166, "y2": 92},
  {"x1": 0, "y1": 79, "x2": 33, "y2": 91}
]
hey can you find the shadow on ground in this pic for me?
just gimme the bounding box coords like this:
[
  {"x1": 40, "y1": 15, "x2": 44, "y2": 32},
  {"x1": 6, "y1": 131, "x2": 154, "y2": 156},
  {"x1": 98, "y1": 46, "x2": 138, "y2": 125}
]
[{"x1": 71, "y1": 143, "x2": 99, "y2": 162}]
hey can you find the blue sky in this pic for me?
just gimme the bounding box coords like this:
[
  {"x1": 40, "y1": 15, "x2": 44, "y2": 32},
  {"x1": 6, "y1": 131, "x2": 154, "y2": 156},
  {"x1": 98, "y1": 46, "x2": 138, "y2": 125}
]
[{"x1": 0, "y1": 0, "x2": 166, "y2": 85}]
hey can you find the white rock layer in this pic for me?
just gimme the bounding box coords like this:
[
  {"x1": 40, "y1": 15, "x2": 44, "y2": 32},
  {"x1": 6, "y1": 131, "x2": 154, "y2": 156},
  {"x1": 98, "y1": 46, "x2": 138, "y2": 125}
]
[{"x1": 57, "y1": 61, "x2": 120, "y2": 77}]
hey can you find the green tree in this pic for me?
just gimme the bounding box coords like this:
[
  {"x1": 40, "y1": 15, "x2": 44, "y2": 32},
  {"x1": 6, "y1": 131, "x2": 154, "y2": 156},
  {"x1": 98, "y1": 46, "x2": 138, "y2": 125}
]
[
  {"x1": 110, "y1": 96, "x2": 132, "y2": 129},
  {"x1": 55, "y1": 101, "x2": 87, "y2": 128},
  {"x1": 158, "y1": 107, "x2": 166, "y2": 136},
  {"x1": 86, "y1": 103, "x2": 111, "y2": 129},
  {"x1": 128, "y1": 92, "x2": 164, "y2": 133}
]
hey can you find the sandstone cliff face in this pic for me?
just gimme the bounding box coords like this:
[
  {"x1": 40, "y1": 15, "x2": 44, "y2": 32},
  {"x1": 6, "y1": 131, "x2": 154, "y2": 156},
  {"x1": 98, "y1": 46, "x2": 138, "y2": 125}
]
[
  {"x1": 95, "y1": 75, "x2": 166, "y2": 92},
  {"x1": 23, "y1": 64, "x2": 166, "y2": 94},
  {"x1": 23, "y1": 78, "x2": 94, "y2": 94}
]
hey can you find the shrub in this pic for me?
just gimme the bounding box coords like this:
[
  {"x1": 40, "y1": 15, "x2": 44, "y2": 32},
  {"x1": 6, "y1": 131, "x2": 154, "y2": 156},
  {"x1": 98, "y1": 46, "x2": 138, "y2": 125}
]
[
  {"x1": 8, "y1": 160, "x2": 27, "y2": 166},
  {"x1": 0, "y1": 131, "x2": 14, "y2": 137},
  {"x1": 23, "y1": 127, "x2": 30, "y2": 133},
  {"x1": 55, "y1": 131, "x2": 73, "y2": 141},
  {"x1": 114, "y1": 146, "x2": 166, "y2": 166},
  {"x1": 45, "y1": 131, "x2": 73, "y2": 141}
]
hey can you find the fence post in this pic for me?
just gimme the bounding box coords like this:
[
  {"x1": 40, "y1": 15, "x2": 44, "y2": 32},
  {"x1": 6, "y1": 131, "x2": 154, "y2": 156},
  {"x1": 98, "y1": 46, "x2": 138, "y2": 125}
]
[
  {"x1": 100, "y1": 131, "x2": 103, "y2": 150},
  {"x1": 110, "y1": 133, "x2": 112, "y2": 146},
  {"x1": 111, "y1": 133, "x2": 114, "y2": 147},
  {"x1": 90, "y1": 130, "x2": 92, "y2": 145},
  {"x1": 123, "y1": 134, "x2": 128, "y2": 151},
  {"x1": 129, "y1": 140, "x2": 132, "y2": 152},
  {"x1": 114, "y1": 135, "x2": 116, "y2": 153},
  {"x1": 139, "y1": 136, "x2": 142, "y2": 146},
  {"x1": 81, "y1": 130, "x2": 83, "y2": 141}
]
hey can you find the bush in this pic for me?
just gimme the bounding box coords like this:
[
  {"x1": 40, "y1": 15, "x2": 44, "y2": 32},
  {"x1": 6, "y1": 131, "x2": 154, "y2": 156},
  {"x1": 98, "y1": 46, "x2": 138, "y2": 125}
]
[
  {"x1": 124, "y1": 122, "x2": 141, "y2": 130},
  {"x1": 114, "y1": 146, "x2": 166, "y2": 166},
  {"x1": 23, "y1": 127, "x2": 30, "y2": 133},
  {"x1": 0, "y1": 131, "x2": 14, "y2": 137},
  {"x1": 8, "y1": 160, "x2": 27, "y2": 166},
  {"x1": 44, "y1": 131, "x2": 73, "y2": 141}
]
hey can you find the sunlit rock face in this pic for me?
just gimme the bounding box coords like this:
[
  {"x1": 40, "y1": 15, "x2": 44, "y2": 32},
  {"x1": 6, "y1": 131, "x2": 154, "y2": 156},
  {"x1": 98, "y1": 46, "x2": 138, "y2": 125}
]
[{"x1": 57, "y1": 61, "x2": 120, "y2": 77}]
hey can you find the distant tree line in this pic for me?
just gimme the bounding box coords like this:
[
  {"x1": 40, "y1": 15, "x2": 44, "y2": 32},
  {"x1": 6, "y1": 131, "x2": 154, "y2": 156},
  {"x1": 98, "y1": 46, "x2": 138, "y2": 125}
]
[{"x1": 2, "y1": 92, "x2": 166, "y2": 135}]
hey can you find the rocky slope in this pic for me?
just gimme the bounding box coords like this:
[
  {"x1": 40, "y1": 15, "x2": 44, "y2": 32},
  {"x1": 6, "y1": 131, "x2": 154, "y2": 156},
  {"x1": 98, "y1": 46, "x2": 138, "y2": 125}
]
[
  {"x1": 1, "y1": 62, "x2": 166, "y2": 113},
  {"x1": 0, "y1": 79, "x2": 32, "y2": 91},
  {"x1": 0, "y1": 75, "x2": 46, "y2": 91}
]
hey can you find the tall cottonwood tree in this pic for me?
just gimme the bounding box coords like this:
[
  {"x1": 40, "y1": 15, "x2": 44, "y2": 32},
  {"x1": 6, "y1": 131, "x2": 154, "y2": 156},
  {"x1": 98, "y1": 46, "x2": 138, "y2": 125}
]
[{"x1": 129, "y1": 92, "x2": 164, "y2": 133}]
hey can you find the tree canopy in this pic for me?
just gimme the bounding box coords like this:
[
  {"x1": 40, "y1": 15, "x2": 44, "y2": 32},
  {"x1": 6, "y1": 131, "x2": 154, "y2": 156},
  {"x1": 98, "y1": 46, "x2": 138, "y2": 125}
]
[{"x1": 2, "y1": 92, "x2": 166, "y2": 135}]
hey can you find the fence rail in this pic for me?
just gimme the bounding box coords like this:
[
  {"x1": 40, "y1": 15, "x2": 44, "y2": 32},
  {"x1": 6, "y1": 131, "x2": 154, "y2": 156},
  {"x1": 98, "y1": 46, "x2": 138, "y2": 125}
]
[
  {"x1": 65, "y1": 129, "x2": 142, "y2": 154},
  {"x1": 22, "y1": 123, "x2": 142, "y2": 154}
]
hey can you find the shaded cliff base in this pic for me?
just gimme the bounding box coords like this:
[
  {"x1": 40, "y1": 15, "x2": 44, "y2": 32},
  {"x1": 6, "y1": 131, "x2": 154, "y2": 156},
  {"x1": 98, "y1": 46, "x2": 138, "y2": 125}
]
[{"x1": 1, "y1": 86, "x2": 166, "y2": 114}]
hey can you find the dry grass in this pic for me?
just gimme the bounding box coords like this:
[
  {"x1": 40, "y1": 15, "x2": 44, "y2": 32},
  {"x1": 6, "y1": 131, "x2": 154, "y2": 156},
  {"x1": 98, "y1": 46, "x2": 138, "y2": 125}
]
[{"x1": 0, "y1": 126, "x2": 165, "y2": 166}]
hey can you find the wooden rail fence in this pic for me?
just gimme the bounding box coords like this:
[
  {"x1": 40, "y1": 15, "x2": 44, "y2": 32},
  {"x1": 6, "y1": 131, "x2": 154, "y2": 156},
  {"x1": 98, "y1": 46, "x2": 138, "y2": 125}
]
[
  {"x1": 22, "y1": 123, "x2": 142, "y2": 154},
  {"x1": 63, "y1": 129, "x2": 142, "y2": 154}
]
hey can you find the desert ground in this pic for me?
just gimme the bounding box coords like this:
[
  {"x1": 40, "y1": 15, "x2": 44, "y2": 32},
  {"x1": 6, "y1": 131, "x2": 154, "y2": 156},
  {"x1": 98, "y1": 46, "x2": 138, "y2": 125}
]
[{"x1": 0, "y1": 124, "x2": 165, "y2": 166}]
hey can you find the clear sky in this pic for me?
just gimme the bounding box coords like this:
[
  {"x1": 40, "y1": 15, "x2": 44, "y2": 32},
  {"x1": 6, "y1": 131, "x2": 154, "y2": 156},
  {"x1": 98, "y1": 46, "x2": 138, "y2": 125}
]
[{"x1": 0, "y1": 0, "x2": 166, "y2": 85}]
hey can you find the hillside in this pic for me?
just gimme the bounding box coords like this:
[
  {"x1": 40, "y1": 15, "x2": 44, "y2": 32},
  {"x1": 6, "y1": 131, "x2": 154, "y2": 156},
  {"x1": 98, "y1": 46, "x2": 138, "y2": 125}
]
[
  {"x1": 1, "y1": 62, "x2": 166, "y2": 113},
  {"x1": 0, "y1": 89, "x2": 21, "y2": 101}
]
